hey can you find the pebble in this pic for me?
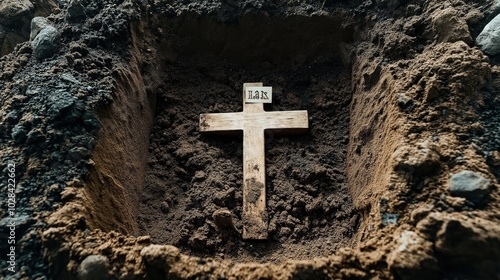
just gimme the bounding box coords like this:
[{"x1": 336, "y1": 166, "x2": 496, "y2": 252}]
[
  {"x1": 31, "y1": 25, "x2": 60, "y2": 60},
  {"x1": 61, "y1": 73, "x2": 80, "y2": 84},
  {"x1": 11, "y1": 124, "x2": 27, "y2": 144},
  {"x1": 48, "y1": 91, "x2": 84, "y2": 123},
  {"x1": 30, "y1": 17, "x2": 51, "y2": 41},
  {"x1": 448, "y1": 170, "x2": 491, "y2": 203},
  {"x1": 212, "y1": 209, "x2": 237, "y2": 232},
  {"x1": 160, "y1": 201, "x2": 170, "y2": 213},
  {"x1": 194, "y1": 170, "x2": 206, "y2": 180},
  {"x1": 77, "y1": 255, "x2": 109, "y2": 280},
  {"x1": 397, "y1": 93, "x2": 413, "y2": 110},
  {"x1": 382, "y1": 213, "x2": 399, "y2": 226},
  {"x1": 476, "y1": 13, "x2": 500, "y2": 55}
]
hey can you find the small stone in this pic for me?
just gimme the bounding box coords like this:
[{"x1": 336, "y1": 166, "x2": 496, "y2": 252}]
[
  {"x1": 48, "y1": 91, "x2": 84, "y2": 123},
  {"x1": 194, "y1": 170, "x2": 206, "y2": 180},
  {"x1": 30, "y1": 17, "x2": 51, "y2": 41},
  {"x1": 382, "y1": 213, "x2": 399, "y2": 226},
  {"x1": 212, "y1": 209, "x2": 237, "y2": 232},
  {"x1": 31, "y1": 25, "x2": 60, "y2": 60},
  {"x1": 61, "y1": 73, "x2": 80, "y2": 84},
  {"x1": 448, "y1": 170, "x2": 491, "y2": 203},
  {"x1": 160, "y1": 201, "x2": 170, "y2": 213},
  {"x1": 397, "y1": 93, "x2": 413, "y2": 109},
  {"x1": 477, "y1": 13, "x2": 500, "y2": 55},
  {"x1": 11, "y1": 124, "x2": 27, "y2": 144},
  {"x1": 5, "y1": 111, "x2": 20, "y2": 125},
  {"x1": 77, "y1": 255, "x2": 110, "y2": 280},
  {"x1": 424, "y1": 77, "x2": 440, "y2": 102}
]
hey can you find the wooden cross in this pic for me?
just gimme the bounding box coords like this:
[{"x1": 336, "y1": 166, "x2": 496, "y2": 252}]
[{"x1": 199, "y1": 83, "x2": 308, "y2": 240}]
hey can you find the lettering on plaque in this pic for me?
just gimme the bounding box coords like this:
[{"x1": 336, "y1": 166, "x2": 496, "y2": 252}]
[{"x1": 245, "y1": 86, "x2": 272, "y2": 103}]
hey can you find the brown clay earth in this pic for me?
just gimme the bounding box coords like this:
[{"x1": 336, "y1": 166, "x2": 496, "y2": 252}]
[{"x1": 0, "y1": 0, "x2": 499, "y2": 279}]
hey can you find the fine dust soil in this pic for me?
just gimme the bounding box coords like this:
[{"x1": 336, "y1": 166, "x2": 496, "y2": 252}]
[
  {"x1": 0, "y1": 0, "x2": 499, "y2": 279},
  {"x1": 139, "y1": 56, "x2": 355, "y2": 263}
]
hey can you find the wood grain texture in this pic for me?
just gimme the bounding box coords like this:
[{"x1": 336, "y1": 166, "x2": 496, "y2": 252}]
[{"x1": 199, "y1": 82, "x2": 308, "y2": 240}]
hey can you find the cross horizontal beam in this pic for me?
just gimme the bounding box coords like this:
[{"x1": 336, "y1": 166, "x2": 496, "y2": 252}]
[{"x1": 199, "y1": 82, "x2": 308, "y2": 240}]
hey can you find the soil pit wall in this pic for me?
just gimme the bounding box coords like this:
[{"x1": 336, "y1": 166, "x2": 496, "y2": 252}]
[{"x1": 83, "y1": 12, "x2": 388, "y2": 264}]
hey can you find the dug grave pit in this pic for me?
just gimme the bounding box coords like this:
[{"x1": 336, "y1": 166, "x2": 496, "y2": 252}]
[
  {"x1": 143, "y1": 14, "x2": 360, "y2": 263},
  {"x1": 140, "y1": 58, "x2": 354, "y2": 263},
  {"x1": 83, "y1": 13, "x2": 369, "y2": 264}
]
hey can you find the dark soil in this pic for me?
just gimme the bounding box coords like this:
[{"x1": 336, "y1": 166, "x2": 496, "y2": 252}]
[{"x1": 139, "y1": 56, "x2": 355, "y2": 262}]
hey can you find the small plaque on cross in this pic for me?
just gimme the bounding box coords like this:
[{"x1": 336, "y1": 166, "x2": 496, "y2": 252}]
[
  {"x1": 245, "y1": 86, "x2": 272, "y2": 103},
  {"x1": 199, "y1": 83, "x2": 308, "y2": 240}
]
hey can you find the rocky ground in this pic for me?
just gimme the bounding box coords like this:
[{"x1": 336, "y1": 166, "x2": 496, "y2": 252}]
[{"x1": 0, "y1": 0, "x2": 499, "y2": 279}]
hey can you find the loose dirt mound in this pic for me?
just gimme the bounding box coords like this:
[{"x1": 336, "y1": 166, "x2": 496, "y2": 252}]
[{"x1": 0, "y1": 0, "x2": 499, "y2": 279}]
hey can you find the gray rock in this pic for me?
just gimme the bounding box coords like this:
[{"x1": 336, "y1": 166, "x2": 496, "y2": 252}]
[
  {"x1": 382, "y1": 213, "x2": 399, "y2": 226},
  {"x1": 77, "y1": 255, "x2": 109, "y2": 280},
  {"x1": 61, "y1": 73, "x2": 80, "y2": 84},
  {"x1": 30, "y1": 17, "x2": 51, "y2": 41},
  {"x1": 0, "y1": 215, "x2": 30, "y2": 228},
  {"x1": 4, "y1": 111, "x2": 20, "y2": 125},
  {"x1": 48, "y1": 91, "x2": 84, "y2": 124},
  {"x1": 477, "y1": 13, "x2": 500, "y2": 55},
  {"x1": 397, "y1": 93, "x2": 413, "y2": 109},
  {"x1": 448, "y1": 170, "x2": 491, "y2": 203},
  {"x1": 0, "y1": 0, "x2": 34, "y2": 26},
  {"x1": 31, "y1": 26, "x2": 60, "y2": 60},
  {"x1": 11, "y1": 124, "x2": 27, "y2": 144}
]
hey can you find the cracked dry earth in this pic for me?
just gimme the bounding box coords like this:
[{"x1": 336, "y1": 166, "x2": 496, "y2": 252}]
[{"x1": 0, "y1": 0, "x2": 499, "y2": 279}]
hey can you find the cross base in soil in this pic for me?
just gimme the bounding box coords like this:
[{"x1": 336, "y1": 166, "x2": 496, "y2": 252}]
[{"x1": 199, "y1": 83, "x2": 308, "y2": 240}]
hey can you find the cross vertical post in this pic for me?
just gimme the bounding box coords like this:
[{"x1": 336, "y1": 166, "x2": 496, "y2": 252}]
[{"x1": 199, "y1": 83, "x2": 308, "y2": 240}]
